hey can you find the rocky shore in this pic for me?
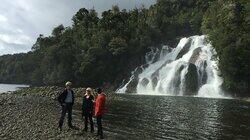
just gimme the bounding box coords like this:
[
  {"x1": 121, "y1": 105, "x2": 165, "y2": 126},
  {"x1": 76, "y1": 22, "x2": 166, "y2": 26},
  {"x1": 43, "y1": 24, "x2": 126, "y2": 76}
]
[
  {"x1": 0, "y1": 86, "x2": 116, "y2": 140},
  {"x1": 2, "y1": 86, "x2": 249, "y2": 139}
]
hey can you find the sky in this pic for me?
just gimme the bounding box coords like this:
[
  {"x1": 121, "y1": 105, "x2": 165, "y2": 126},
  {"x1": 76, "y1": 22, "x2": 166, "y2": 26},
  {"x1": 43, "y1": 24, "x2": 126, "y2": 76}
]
[{"x1": 0, "y1": 0, "x2": 156, "y2": 56}]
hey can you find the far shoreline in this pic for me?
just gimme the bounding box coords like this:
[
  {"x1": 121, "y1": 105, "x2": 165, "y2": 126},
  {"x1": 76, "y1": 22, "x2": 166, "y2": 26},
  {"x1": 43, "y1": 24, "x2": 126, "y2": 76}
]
[
  {"x1": 0, "y1": 83, "x2": 29, "y2": 94},
  {"x1": 1, "y1": 85, "x2": 249, "y2": 103}
]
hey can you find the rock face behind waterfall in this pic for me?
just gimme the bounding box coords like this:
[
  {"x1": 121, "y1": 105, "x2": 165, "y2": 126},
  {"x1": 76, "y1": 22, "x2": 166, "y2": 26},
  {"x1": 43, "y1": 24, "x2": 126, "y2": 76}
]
[
  {"x1": 184, "y1": 63, "x2": 198, "y2": 95},
  {"x1": 117, "y1": 35, "x2": 224, "y2": 98},
  {"x1": 176, "y1": 38, "x2": 192, "y2": 60},
  {"x1": 122, "y1": 66, "x2": 143, "y2": 93},
  {"x1": 189, "y1": 47, "x2": 201, "y2": 64}
]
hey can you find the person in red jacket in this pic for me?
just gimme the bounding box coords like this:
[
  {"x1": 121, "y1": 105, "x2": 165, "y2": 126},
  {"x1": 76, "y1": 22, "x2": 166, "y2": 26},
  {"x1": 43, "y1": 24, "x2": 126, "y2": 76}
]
[{"x1": 95, "y1": 88, "x2": 106, "y2": 139}]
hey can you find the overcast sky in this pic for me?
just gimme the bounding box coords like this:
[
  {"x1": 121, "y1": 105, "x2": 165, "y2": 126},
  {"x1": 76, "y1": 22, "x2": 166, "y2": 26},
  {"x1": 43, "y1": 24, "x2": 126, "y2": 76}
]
[{"x1": 0, "y1": 0, "x2": 155, "y2": 56}]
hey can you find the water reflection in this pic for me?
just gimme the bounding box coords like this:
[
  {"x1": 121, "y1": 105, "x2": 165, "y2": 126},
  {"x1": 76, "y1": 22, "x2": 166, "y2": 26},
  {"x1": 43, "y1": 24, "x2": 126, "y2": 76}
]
[
  {"x1": 104, "y1": 95, "x2": 250, "y2": 140},
  {"x1": 0, "y1": 84, "x2": 29, "y2": 93}
]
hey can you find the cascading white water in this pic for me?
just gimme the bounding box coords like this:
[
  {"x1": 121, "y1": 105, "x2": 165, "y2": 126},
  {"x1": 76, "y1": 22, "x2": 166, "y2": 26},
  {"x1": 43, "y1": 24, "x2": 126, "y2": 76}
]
[{"x1": 117, "y1": 35, "x2": 225, "y2": 98}]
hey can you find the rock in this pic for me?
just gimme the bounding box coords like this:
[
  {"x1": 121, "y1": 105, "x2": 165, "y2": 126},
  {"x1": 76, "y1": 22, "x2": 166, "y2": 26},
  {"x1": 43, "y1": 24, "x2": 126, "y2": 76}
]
[
  {"x1": 176, "y1": 38, "x2": 192, "y2": 60},
  {"x1": 184, "y1": 63, "x2": 198, "y2": 95},
  {"x1": 125, "y1": 78, "x2": 138, "y2": 93},
  {"x1": 141, "y1": 64, "x2": 149, "y2": 69},
  {"x1": 173, "y1": 64, "x2": 185, "y2": 88},
  {"x1": 198, "y1": 61, "x2": 208, "y2": 85},
  {"x1": 152, "y1": 77, "x2": 158, "y2": 90},
  {"x1": 125, "y1": 67, "x2": 144, "y2": 93},
  {"x1": 160, "y1": 46, "x2": 172, "y2": 57},
  {"x1": 141, "y1": 78, "x2": 150, "y2": 87},
  {"x1": 146, "y1": 48, "x2": 161, "y2": 64},
  {"x1": 151, "y1": 60, "x2": 172, "y2": 78},
  {"x1": 189, "y1": 47, "x2": 202, "y2": 64}
]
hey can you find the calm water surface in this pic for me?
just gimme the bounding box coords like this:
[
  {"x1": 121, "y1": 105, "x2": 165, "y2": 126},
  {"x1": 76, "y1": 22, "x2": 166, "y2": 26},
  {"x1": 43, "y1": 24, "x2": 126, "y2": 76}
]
[
  {"x1": 104, "y1": 94, "x2": 250, "y2": 140},
  {"x1": 0, "y1": 84, "x2": 29, "y2": 93}
]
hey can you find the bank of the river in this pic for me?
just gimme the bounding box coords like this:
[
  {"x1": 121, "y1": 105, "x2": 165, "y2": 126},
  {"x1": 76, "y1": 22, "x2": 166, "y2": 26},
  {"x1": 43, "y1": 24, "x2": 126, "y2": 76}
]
[
  {"x1": 9, "y1": 86, "x2": 116, "y2": 102},
  {"x1": 1, "y1": 86, "x2": 250, "y2": 139},
  {"x1": 0, "y1": 86, "x2": 117, "y2": 140}
]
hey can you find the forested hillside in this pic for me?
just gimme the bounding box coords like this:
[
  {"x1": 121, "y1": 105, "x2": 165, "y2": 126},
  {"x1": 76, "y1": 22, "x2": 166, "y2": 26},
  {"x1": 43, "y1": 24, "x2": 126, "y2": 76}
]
[
  {"x1": 202, "y1": 0, "x2": 249, "y2": 96},
  {"x1": 0, "y1": 0, "x2": 249, "y2": 96}
]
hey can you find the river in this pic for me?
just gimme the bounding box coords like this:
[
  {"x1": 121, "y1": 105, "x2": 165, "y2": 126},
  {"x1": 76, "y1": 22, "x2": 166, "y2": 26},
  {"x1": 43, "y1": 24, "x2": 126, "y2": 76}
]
[
  {"x1": 104, "y1": 94, "x2": 250, "y2": 139},
  {"x1": 0, "y1": 84, "x2": 29, "y2": 93}
]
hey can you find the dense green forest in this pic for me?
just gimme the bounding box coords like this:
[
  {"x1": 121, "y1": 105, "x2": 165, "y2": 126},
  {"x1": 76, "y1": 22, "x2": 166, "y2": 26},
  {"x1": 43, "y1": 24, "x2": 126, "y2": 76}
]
[
  {"x1": 202, "y1": 0, "x2": 249, "y2": 96},
  {"x1": 0, "y1": 0, "x2": 249, "y2": 96}
]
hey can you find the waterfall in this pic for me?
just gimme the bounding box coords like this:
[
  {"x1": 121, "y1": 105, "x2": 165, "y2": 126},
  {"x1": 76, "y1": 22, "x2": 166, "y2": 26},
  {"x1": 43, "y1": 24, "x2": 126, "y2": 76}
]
[{"x1": 117, "y1": 35, "x2": 225, "y2": 98}]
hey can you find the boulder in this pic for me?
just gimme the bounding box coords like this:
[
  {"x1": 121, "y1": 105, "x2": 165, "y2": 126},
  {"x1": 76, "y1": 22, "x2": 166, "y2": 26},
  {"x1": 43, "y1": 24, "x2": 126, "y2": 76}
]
[
  {"x1": 198, "y1": 61, "x2": 208, "y2": 86},
  {"x1": 173, "y1": 64, "x2": 185, "y2": 88},
  {"x1": 176, "y1": 38, "x2": 192, "y2": 60},
  {"x1": 151, "y1": 60, "x2": 172, "y2": 78},
  {"x1": 184, "y1": 63, "x2": 199, "y2": 95},
  {"x1": 125, "y1": 78, "x2": 138, "y2": 93},
  {"x1": 152, "y1": 77, "x2": 158, "y2": 90},
  {"x1": 166, "y1": 64, "x2": 185, "y2": 95},
  {"x1": 189, "y1": 47, "x2": 202, "y2": 64},
  {"x1": 125, "y1": 67, "x2": 143, "y2": 93},
  {"x1": 141, "y1": 78, "x2": 149, "y2": 87}
]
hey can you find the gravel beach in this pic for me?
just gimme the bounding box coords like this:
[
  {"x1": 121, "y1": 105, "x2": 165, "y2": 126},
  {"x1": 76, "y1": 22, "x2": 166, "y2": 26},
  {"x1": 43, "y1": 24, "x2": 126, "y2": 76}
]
[{"x1": 0, "y1": 93, "x2": 103, "y2": 140}]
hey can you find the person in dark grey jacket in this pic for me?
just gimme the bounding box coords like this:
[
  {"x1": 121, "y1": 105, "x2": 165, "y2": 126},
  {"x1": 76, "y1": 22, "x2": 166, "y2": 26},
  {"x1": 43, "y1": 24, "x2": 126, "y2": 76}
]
[{"x1": 58, "y1": 81, "x2": 75, "y2": 131}]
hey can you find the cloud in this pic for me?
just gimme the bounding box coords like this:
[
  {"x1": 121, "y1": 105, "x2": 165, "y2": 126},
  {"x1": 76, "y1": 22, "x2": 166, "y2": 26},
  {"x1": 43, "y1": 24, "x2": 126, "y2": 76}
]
[
  {"x1": 0, "y1": 39, "x2": 30, "y2": 55},
  {"x1": 0, "y1": 0, "x2": 156, "y2": 56},
  {"x1": 0, "y1": 34, "x2": 32, "y2": 45},
  {"x1": 0, "y1": 15, "x2": 7, "y2": 22}
]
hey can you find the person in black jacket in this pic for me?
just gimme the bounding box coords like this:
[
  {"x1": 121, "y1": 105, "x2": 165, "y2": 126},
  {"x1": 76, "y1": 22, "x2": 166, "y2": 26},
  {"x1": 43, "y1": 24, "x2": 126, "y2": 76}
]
[
  {"x1": 58, "y1": 81, "x2": 75, "y2": 131},
  {"x1": 82, "y1": 87, "x2": 94, "y2": 133}
]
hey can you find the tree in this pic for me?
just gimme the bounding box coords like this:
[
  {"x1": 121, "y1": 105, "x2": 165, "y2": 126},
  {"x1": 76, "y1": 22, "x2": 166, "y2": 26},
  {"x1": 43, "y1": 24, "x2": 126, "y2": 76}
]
[
  {"x1": 1, "y1": 0, "x2": 247, "y2": 97},
  {"x1": 202, "y1": 0, "x2": 250, "y2": 96},
  {"x1": 52, "y1": 24, "x2": 65, "y2": 37},
  {"x1": 108, "y1": 37, "x2": 127, "y2": 56}
]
